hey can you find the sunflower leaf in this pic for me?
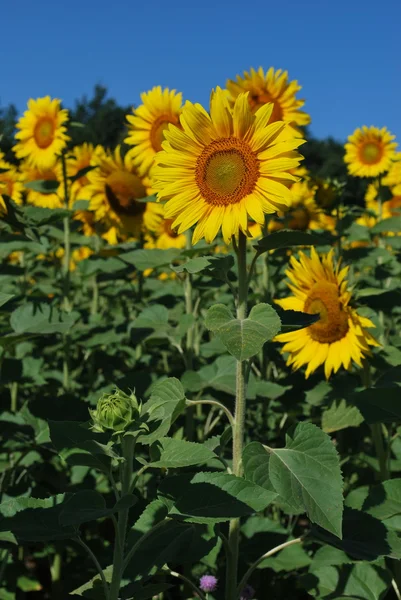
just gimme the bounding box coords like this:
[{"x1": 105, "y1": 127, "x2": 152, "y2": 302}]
[
  {"x1": 205, "y1": 303, "x2": 281, "y2": 361},
  {"x1": 254, "y1": 230, "x2": 325, "y2": 254},
  {"x1": 24, "y1": 179, "x2": 60, "y2": 194}
]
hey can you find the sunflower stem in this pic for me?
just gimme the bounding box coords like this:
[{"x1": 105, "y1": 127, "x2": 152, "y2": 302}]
[
  {"x1": 184, "y1": 229, "x2": 196, "y2": 441},
  {"x1": 61, "y1": 152, "x2": 71, "y2": 391},
  {"x1": 362, "y1": 361, "x2": 389, "y2": 481},
  {"x1": 226, "y1": 231, "x2": 248, "y2": 600},
  {"x1": 109, "y1": 435, "x2": 135, "y2": 600}
]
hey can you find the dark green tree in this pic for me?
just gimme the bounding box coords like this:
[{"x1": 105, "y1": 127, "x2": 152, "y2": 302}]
[{"x1": 69, "y1": 85, "x2": 132, "y2": 149}]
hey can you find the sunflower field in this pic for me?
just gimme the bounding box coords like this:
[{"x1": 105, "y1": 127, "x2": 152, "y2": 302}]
[{"x1": 1, "y1": 67, "x2": 401, "y2": 600}]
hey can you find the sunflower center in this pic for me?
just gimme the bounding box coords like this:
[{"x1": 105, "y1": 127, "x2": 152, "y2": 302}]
[
  {"x1": 34, "y1": 117, "x2": 56, "y2": 149},
  {"x1": 105, "y1": 170, "x2": 146, "y2": 216},
  {"x1": 287, "y1": 207, "x2": 310, "y2": 230},
  {"x1": 150, "y1": 116, "x2": 177, "y2": 152},
  {"x1": 361, "y1": 142, "x2": 382, "y2": 164},
  {"x1": 164, "y1": 219, "x2": 178, "y2": 238},
  {"x1": 249, "y1": 94, "x2": 283, "y2": 121},
  {"x1": 196, "y1": 138, "x2": 259, "y2": 206},
  {"x1": 304, "y1": 281, "x2": 349, "y2": 343}
]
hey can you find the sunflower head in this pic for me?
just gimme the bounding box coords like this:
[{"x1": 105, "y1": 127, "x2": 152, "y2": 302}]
[
  {"x1": 14, "y1": 96, "x2": 70, "y2": 169},
  {"x1": 226, "y1": 67, "x2": 310, "y2": 133},
  {"x1": 0, "y1": 155, "x2": 24, "y2": 206},
  {"x1": 153, "y1": 87, "x2": 305, "y2": 245},
  {"x1": 86, "y1": 146, "x2": 151, "y2": 240},
  {"x1": 20, "y1": 160, "x2": 64, "y2": 209},
  {"x1": 274, "y1": 248, "x2": 380, "y2": 378},
  {"x1": 125, "y1": 86, "x2": 183, "y2": 176},
  {"x1": 344, "y1": 126, "x2": 397, "y2": 178},
  {"x1": 144, "y1": 203, "x2": 186, "y2": 249}
]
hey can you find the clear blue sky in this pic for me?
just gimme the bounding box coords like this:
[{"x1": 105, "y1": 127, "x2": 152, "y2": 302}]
[{"x1": 2, "y1": 0, "x2": 400, "y2": 143}]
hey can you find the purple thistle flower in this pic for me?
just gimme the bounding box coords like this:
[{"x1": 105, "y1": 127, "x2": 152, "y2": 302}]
[
  {"x1": 240, "y1": 584, "x2": 255, "y2": 600},
  {"x1": 199, "y1": 574, "x2": 218, "y2": 592}
]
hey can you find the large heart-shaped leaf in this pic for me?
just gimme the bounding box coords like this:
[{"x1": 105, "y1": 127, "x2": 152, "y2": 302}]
[{"x1": 205, "y1": 303, "x2": 281, "y2": 361}]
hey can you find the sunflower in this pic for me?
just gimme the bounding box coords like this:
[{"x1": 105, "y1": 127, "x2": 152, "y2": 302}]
[
  {"x1": 125, "y1": 87, "x2": 183, "y2": 176},
  {"x1": 269, "y1": 180, "x2": 335, "y2": 233},
  {"x1": 382, "y1": 153, "x2": 401, "y2": 195},
  {"x1": 0, "y1": 154, "x2": 24, "y2": 206},
  {"x1": 20, "y1": 160, "x2": 64, "y2": 209},
  {"x1": 344, "y1": 126, "x2": 397, "y2": 178},
  {"x1": 67, "y1": 143, "x2": 105, "y2": 202},
  {"x1": 86, "y1": 146, "x2": 151, "y2": 239},
  {"x1": 274, "y1": 248, "x2": 380, "y2": 378},
  {"x1": 14, "y1": 96, "x2": 70, "y2": 169},
  {"x1": 153, "y1": 87, "x2": 304, "y2": 245},
  {"x1": 144, "y1": 203, "x2": 186, "y2": 249},
  {"x1": 226, "y1": 67, "x2": 310, "y2": 132}
]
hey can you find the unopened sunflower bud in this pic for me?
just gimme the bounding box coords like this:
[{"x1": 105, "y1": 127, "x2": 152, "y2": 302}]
[{"x1": 89, "y1": 388, "x2": 139, "y2": 433}]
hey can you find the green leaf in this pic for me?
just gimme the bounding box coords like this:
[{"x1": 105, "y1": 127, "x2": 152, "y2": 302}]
[
  {"x1": 158, "y1": 473, "x2": 274, "y2": 524},
  {"x1": 24, "y1": 179, "x2": 59, "y2": 194},
  {"x1": 277, "y1": 309, "x2": 320, "y2": 331},
  {"x1": 302, "y1": 562, "x2": 391, "y2": 600},
  {"x1": 131, "y1": 304, "x2": 169, "y2": 330},
  {"x1": 260, "y1": 541, "x2": 312, "y2": 572},
  {"x1": 191, "y1": 472, "x2": 277, "y2": 512},
  {"x1": 203, "y1": 254, "x2": 235, "y2": 280},
  {"x1": 322, "y1": 399, "x2": 364, "y2": 433},
  {"x1": 59, "y1": 491, "x2": 136, "y2": 526},
  {"x1": 71, "y1": 565, "x2": 112, "y2": 597},
  {"x1": 48, "y1": 420, "x2": 113, "y2": 472},
  {"x1": 120, "y1": 248, "x2": 181, "y2": 270},
  {"x1": 24, "y1": 206, "x2": 71, "y2": 226},
  {"x1": 138, "y1": 378, "x2": 186, "y2": 445},
  {"x1": 372, "y1": 217, "x2": 401, "y2": 234},
  {"x1": 0, "y1": 531, "x2": 17, "y2": 545},
  {"x1": 362, "y1": 479, "x2": 401, "y2": 521},
  {"x1": 205, "y1": 303, "x2": 281, "y2": 361},
  {"x1": 10, "y1": 303, "x2": 78, "y2": 335},
  {"x1": 71, "y1": 199, "x2": 90, "y2": 211},
  {"x1": 311, "y1": 507, "x2": 401, "y2": 560},
  {"x1": 254, "y1": 230, "x2": 324, "y2": 254},
  {"x1": 353, "y1": 387, "x2": 401, "y2": 423},
  {"x1": 69, "y1": 165, "x2": 96, "y2": 183},
  {"x1": 0, "y1": 495, "x2": 77, "y2": 541},
  {"x1": 0, "y1": 293, "x2": 14, "y2": 308},
  {"x1": 244, "y1": 422, "x2": 343, "y2": 537},
  {"x1": 171, "y1": 256, "x2": 211, "y2": 274},
  {"x1": 149, "y1": 438, "x2": 218, "y2": 468}
]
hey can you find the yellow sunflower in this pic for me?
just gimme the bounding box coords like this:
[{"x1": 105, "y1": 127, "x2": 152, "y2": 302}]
[
  {"x1": 20, "y1": 160, "x2": 64, "y2": 209},
  {"x1": 226, "y1": 67, "x2": 310, "y2": 132},
  {"x1": 125, "y1": 86, "x2": 183, "y2": 176},
  {"x1": 144, "y1": 203, "x2": 186, "y2": 249},
  {"x1": 274, "y1": 248, "x2": 380, "y2": 379},
  {"x1": 86, "y1": 146, "x2": 151, "y2": 239},
  {"x1": 67, "y1": 143, "x2": 105, "y2": 203},
  {"x1": 382, "y1": 153, "x2": 401, "y2": 195},
  {"x1": 153, "y1": 87, "x2": 304, "y2": 245},
  {"x1": 344, "y1": 126, "x2": 397, "y2": 178},
  {"x1": 0, "y1": 155, "x2": 24, "y2": 206},
  {"x1": 269, "y1": 180, "x2": 335, "y2": 232},
  {"x1": 14, "y1": 96, "x2": 70, "y2": 169}
]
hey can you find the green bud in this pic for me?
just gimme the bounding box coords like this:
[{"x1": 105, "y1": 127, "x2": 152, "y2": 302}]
[{"x1": 89, "y1": 388, "x2": 140, "y2": 433}]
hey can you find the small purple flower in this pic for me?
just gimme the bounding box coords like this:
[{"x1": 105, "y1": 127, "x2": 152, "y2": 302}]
[
  {"x1": 199, "y1": 574, "x2": 218, "y2": 592},
  {"x1": 240, "y1": 584, "x2": 255, "y2": 600}
]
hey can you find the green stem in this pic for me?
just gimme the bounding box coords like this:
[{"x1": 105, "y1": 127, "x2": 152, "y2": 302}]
[
  {"x1": 61, "y1": 152, "x2": 71, "y2": 392},
  {"x1": 91, "y1": 275, "x2": 99, "y2": 315},
  {"x1": 236, "y1": 537, "x2": 303, "y2": 595},
  {"x1": 51, "y1": 550, "x2": 63, "y2": 597},
  {"x1": 226, "y1": 231, "x2": 248, "y2": 600},
  {"x1": 109, "y1": 435, "x2": 135, "y2": 600},
  {"x1": 186, "y1": 399, "x2": 234, "y2": 428},
  {"x1": 168, "y1": 569, "x2": 207, "y2": 600},
  {"x1": 371, "y1": 423, "x2": 389, "y2": 481},
  {"x1": 76, "y1": 537, "x2": 110, "y2": 600},
  {"x1": 184, "y1": 229, "x2": 195, "y2": 441},
  {"x1": 10, "y1": 382, "x2": 18, "y2": 412},
  {"x1": 362, "y1": 361, "x2": 389, "y2": 481}
]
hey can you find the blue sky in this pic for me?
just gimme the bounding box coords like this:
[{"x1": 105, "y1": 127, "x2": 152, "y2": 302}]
[{"x1": 2, "y1": 0, "x2": 400, "y2": 143}]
